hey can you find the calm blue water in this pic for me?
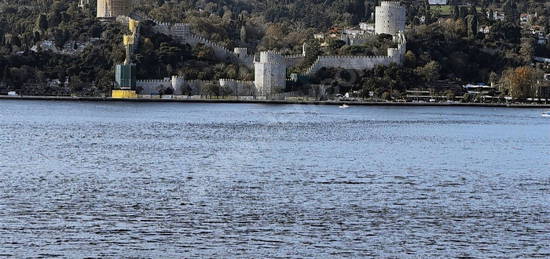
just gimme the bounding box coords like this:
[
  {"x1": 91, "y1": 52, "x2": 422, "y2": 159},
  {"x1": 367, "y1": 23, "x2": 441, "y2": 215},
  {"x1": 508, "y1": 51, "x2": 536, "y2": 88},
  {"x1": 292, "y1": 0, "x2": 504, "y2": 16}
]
[{"x1": 0, "y1": 100, "x2": 549, "y2": 257}]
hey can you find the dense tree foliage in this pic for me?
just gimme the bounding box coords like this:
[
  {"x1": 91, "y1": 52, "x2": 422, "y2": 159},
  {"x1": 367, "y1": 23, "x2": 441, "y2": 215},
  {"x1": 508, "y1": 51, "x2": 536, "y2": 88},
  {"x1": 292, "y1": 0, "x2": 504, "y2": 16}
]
[
  {"x1": 1, "y1": 0, "x2": 549, "y2": 98},
  {"x1": 0, "y1": 0, "x2": 121, "y2": 95},
  {"x1": 500, "y1": 66, "x2": 543, "y2": 99}
]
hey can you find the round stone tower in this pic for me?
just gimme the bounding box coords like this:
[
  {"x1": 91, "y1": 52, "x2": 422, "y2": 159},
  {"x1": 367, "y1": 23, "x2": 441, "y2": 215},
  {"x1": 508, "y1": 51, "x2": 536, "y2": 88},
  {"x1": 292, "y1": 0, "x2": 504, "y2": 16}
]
[
  {"x1": 375, "y1": 1, "x2": 406, "y2": 35},
  {"x1": 254, "y1": 51, "x2": 287, "y2": 96},
  {"x1": 97, "y1": 0, "x2": 131, "y2": 19},
  {"x1": 171, "y1": 76, "x2": 185, "y2": 94}
]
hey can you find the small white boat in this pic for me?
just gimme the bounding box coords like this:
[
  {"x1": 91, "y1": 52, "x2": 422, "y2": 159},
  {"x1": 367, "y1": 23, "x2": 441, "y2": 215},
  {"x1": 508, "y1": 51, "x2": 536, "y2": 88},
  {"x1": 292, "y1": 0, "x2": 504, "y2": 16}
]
[
  {"x1": 542, "y1": 111, "x2": 550, "y2": 117},
  {"x1": 339, "y1": 104, "x2": 350, "y2": 109}
]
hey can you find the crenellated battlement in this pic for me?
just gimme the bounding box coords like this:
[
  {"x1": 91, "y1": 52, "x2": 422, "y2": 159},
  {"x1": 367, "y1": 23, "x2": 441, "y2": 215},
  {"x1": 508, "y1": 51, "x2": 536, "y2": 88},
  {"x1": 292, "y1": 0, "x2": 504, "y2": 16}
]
[
  {"x1": 219, "y1": 79, "x2": 253, "y2": 84},
  {"x1": 305, "y1": 50, "x2": 404, "y2": 75},
  {"x1": 257, "y1": 51, "x2": 287, "y2": 65},
  {"x1": 284, "y1": 54, "x2": 306, "y2": 60},
  {"x1": 137, "y1": 78, "x2": 171, "y2": 84}
]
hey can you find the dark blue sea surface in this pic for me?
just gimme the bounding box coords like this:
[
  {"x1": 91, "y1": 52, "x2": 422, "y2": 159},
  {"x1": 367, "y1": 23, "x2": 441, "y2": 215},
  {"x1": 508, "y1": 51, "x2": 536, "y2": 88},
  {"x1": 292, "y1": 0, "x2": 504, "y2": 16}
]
[{"x1": 0, "y1": 100, "x2": 549, "y2": 257}]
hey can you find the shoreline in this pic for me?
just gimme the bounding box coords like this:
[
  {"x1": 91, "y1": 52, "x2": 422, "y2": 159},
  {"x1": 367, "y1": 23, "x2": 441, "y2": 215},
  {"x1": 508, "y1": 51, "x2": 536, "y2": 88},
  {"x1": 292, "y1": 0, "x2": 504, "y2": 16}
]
[{"x1": 1, "y1": 95, "x2": 550, "y2": 108}]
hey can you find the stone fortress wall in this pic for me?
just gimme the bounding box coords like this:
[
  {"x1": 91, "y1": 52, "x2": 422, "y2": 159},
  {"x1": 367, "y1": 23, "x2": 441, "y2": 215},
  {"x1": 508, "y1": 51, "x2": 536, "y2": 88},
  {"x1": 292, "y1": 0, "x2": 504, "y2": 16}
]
[
  {"x1": 135, "y1": 78, "x2": 174, "y2": 94},
  {"x1": 375, "y1": 1, "x2": 406, "y2": 35},
  {"x1": 271, "y1": 1, "x2": 407, "y2": 89},
  {"x1": 137, "y1": 76, "x2": 255, "y2": 96},
  {"x1": 131, "y1": 13, "x2": 308, "y2": 96},
  {"x1": 281, "y1": 43, "x2": 307, "y2": 67},
  {"x1": 340, "y1": 33, "x2": 376, "y2": 46},
  {"x1": 219, "y1": 79, "x2": 256, "y2": 96},
  {"x1": 130, "y1": 0, "x2": 407, "y2": 97},
  {"x1": 305, "y1": 31, "x2": 406, "y2": 75},
  {"x1": 137, "y1": 13, "x2": 307, "y2": 70},
  {"x1": 283, "y1": 54, "x2": 306, "y2": 67}
]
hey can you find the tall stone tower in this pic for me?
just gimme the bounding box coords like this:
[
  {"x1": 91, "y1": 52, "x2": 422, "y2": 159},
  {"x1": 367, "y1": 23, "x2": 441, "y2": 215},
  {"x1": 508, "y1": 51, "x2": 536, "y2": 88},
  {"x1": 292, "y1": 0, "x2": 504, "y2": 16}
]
[
  {"x1": 375, "y1": 1, "x2": 406, "y2": 35},
  {"x1": 97, "y1": 0, "x2": 131, "y2": 19},
  {"x1": 254, "y1": 52, "x2": 287, "y2": 96}
]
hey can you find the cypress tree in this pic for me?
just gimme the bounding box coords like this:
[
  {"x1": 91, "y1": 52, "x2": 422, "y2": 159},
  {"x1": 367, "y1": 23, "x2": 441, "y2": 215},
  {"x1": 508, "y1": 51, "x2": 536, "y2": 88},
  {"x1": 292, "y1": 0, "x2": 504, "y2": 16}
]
[
  {"x1": 467, "y1": 15, "x2": 478, "y2": 39},
  {"x1": 452, "y1": 5, "x2": 460, "y2": 20},
  {"x1": 35, "y1": 13, "x2": 48, "y2": 32}
]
